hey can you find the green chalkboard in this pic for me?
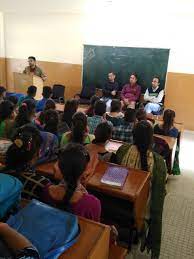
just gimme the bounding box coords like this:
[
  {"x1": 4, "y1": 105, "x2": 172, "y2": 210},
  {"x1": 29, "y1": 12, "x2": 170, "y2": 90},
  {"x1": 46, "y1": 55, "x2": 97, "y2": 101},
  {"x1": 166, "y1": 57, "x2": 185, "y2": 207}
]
[{"x1": 81, "y1": 45, "x2": 170, "y2": 98}]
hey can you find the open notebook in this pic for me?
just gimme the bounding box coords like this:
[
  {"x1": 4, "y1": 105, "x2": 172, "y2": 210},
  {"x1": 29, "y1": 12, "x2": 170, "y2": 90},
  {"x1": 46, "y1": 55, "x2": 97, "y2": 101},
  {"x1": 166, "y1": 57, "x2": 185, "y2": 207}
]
[{"x1": 101, "y1": 166, "x2": 128, "y2": 189}]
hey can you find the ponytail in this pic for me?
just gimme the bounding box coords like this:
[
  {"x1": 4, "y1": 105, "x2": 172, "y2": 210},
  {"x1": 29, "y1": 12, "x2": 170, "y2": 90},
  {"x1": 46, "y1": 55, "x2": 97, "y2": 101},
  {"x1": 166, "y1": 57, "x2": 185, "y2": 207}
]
[
  {"x1": 163, "y1": 109, "x2": 175, "y2": 135},
  {"x1": 71, "y1": 112, "x2": 87, "y2": 144},
  {"x1": 58, "y1": 143, "x2": 90, "y2": 208}
]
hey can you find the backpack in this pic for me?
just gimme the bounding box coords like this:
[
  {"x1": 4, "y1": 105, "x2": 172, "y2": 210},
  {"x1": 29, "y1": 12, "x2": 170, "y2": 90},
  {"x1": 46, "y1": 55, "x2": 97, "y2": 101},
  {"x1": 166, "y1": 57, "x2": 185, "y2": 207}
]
[
  {"x1": 0, "y1": 173, "x2": 23, "y2": 219},
  {"x1": 7, "y1": 199, "x2": 80, "y2": 259}
]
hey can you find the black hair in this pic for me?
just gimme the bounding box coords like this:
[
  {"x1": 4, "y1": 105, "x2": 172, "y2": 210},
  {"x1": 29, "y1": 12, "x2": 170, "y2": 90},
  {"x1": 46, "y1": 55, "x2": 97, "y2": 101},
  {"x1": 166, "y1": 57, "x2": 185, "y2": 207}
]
[
  {"x1": 62, "y1": 99, "x2": 79, "y2": 123},
  {"x1": 130, "y1": 72, "x2": 138, "y2": 80},
  {"x1": 163, "y1": 109, "x2": 176, "y2": 135},
  {"x1": 28, "y1": 56, "x2": 36, "y2": 61},
  {"x1": 124, "y1": 108, "x2": 136, "y2": 123},
  {"x1": 6, "y1": 95, "x2": 18, "y2": 107},
  {"x1": 0, "y1": 101, "x2": 14, "y2": 123},
  {"x1": 27, "y1": 85, "x2": 37, "y2": 97},
  {"x1": 71, "y1": 112, "x2": 87, "y2": 144},
  {"x1": 153, "y1": 76, "x2": 160, "y2": 83},
  {"x1": 43, "y1": 109, "x2": 59, "y2": 135},
  {"x1": 94, "y1": 100, "x2": 106, "y2": 116},
  {"x1": 6, "y1": 124, "x2": 42, "y2": 170},
  {"x1": 133, "y1": 121, "x2": 153, "y2": 171},
  {"x1": 15, "y1": 99, "x2": 36, "y2": 128},
  {"x1": 93, "y1": 122, "x2": 112, "y2": 144},
  {"x1": 0, "y1": 86, "x2": 6, "y2": 97},
  {"x1": 136, "y1": 108, "x2": 147, "y2": 122},
  {"x1": 110, "y1": 99, "x2": 121, "y2": 113},
  {"x1": 42, "y1": 86, "x2": 52, "y2": 99},
  {"x1": 44, "y1": 99, "x2": 56, "y2": 111},
  {"x1": 58, "y1": 143, "x2": 90, "y2": 207},
  {"x1": 108, "y1": 71, "x2": 116, "y2": 76},
  {"x1": 90, "y1": 95, "x2": 100, "y2": 108}
]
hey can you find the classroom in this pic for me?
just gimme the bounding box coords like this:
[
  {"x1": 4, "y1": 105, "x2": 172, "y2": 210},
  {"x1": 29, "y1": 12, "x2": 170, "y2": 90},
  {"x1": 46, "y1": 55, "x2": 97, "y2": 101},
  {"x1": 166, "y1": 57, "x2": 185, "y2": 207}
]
[{"x1": 0, "y1": 0, "x2": 194, "y2": 258}]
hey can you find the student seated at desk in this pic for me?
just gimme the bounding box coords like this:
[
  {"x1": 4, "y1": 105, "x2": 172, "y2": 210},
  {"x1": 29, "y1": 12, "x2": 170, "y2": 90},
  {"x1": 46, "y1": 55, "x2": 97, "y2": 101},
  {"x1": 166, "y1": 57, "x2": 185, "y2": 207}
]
[
  {"x1": 18, "y1": 85, "x2": 37, "y2": 107},
  {"x1": 85, "y1": 95, "x2": 100, "y2": 117},
  {"x1": 6, "y1": 95, "x2": 19, "y2": 111},
  {"x1": 87, "y1": 100, "x2": 112, "y2": 134},
  {"x1": 42, "y1": 109, "x2": 59, "y2": 137},
  {"x1": 13, "y1": 100, "x2": 36, "y2": 133},
  {"x1": 136, "y1": 108, "x2": 154, "y2": 126},
  {"x1": 112, "y1": 108, "x2": 136, "y2": 143},
  {"x1": 154, "y1": 109, "x2": 178, "y2": 138},
  {"x1": 0, "y1": 223, "x2": 40, "y2": 259},
  {"x1": 42, "y1": 143, "x2": 101, "y2": 222},
  {"x1": 2, "y1": 125, "x2": 51, "y2": 201},
  {"x1": 87, "y1": 122, "x2": 112, "y2": 162},
  {"x1": 61, "y1": 112, "x2": 94, "y2": 146},
  {"x1": 0, "y1": 86, "x2": 6, "y2": 104},
  {"x1": 36, "y1": 86, "x2": 52, "y2": 112},
  {"x1": 106, "y1": 99, "x2": 124, "y2": 126},
  {"x1": 114, "y1": 121, "x2": 167, "y2": 259},
  {"x1": 59, "y1": 99, "x2": 79, "y2": 129},
  {"x1": 0, "y1": 101, "x2": 15, "y2": 139}
]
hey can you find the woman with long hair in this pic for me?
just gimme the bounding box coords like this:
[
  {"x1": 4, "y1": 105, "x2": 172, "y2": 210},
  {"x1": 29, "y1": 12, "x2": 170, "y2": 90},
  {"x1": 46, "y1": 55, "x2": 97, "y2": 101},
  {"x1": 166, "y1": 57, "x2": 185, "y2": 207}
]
[{"x1": 115, "y1": 120, "x2": 167, "y2": 259}]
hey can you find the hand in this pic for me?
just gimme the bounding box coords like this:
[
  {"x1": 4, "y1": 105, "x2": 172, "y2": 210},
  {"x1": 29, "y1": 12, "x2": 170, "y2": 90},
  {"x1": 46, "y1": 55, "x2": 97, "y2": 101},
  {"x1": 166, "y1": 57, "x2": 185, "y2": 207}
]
[
  {"x1": 111, "y1": 90, "x2": 116, "y2": 96},
  {"x1": 124, "y1": 98, "x2": 129, "y2": 105}
]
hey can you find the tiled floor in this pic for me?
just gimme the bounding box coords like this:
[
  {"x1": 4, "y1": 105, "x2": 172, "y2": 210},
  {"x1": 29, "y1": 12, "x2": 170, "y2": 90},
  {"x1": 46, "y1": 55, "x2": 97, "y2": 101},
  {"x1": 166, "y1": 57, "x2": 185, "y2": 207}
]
[{"x1": 127, "y1": 131, "x2": 194, "y2": 259}]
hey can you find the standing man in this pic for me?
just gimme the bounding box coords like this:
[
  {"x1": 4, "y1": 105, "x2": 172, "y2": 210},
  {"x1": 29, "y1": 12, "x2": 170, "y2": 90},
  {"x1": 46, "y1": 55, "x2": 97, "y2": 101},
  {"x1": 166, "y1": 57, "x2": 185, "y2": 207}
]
[
  {"x1": 144, "y1": 76, "x2": 164, "y2": 114},
  {"x1": 102, "y1": 72, "x2": 119, "y2": 112},
  {"x1": 121, "y1": 73, "x2": 141, "y2": 109},
  {"x1": 23, "y1": 56, "x2": 47, "y2": 81}
]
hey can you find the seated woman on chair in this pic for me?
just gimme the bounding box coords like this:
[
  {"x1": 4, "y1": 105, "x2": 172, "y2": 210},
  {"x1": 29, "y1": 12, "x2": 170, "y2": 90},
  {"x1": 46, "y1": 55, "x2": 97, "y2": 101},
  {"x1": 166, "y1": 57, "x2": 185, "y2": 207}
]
[
  {"x1": 0, "y1": 101, "x2": 15, "y2": 139},
  {"x1": 114, "y1": 121, "x2": 167, "y2": 259},
  {"x1": 121, "y1": 73, "x2": 141, "y2": 109}
]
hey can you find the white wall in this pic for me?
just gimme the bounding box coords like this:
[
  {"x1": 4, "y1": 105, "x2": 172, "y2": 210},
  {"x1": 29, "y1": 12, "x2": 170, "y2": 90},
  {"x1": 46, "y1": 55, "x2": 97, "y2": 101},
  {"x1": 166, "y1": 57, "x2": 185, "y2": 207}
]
[
  {"x1": 0, "y1": 12, "x2": 5, "y2": 58},
  {"x1": 3, "y1": 0, "x2": 194, "y2": 74}
]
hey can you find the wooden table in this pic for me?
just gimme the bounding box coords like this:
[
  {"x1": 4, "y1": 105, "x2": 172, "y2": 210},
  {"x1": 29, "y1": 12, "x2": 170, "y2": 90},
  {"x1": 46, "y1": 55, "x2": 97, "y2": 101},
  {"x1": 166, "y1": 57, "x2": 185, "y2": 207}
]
[
  {"x1": 60, "y1": 217, "x2": 110, "y2": 259},
  {"x1": 87, "y1": 161, "x2": 150, "y2": 231}
]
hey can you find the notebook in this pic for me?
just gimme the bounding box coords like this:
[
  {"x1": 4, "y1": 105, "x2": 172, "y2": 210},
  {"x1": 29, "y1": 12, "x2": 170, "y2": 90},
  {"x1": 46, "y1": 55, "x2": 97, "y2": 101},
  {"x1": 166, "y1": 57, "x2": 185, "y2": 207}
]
[
  {"x1": 101, "y1": 166, "x2": 128, "y2": 189},
  {"x1": 105, "y1": 140, "x2": 123, "y2": 153}
]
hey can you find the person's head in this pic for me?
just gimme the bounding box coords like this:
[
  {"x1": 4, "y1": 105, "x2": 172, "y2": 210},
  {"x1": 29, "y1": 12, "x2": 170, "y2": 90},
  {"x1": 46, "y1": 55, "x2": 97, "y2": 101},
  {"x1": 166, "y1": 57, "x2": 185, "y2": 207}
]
[
  {"x1": 163, "y1": 109, "x2": 176, "y2": 135},
  {"x1": 124, "y1": 108, "x2": 136, "y2": 123},
  {"x1": 28, "y1": 56, "x2": 36, "y2": 68},
  {"x1": 108, "y1": 72, "x2": 116, "y2": 82},
  {"x1": 90, "y1": 95, "x2": 100, "y2": 108},
  {"x1": 74, "y1": 94, "x2": 80, "y2": 100},
  {"x1": 6, "y1": 95, "x2": 18, "y2": 108},
  {"x1": 93, "y1": 122, "x2": 112, "y2": 144},
  {"x1": 6, "y1": 124, "x2": 42, "y2": 170},
  {"x1": 0, "y1": 86, "x2": 6, "y2": 99},
  {"x1": 44, "y1": 109, "x2": 59, "y2": 135},
  {"x1": 44, "y1": 99, "x2": 56, "y2": 111},
  {"x1": 15, "y1": 99, "x2": 36, "y2": 128},
  {"x1": 133, "y1": 120, "x2": 153, "y2": 171},
  {"x1": 94, "y1": 100, "x2": 106, "y2": 116},
  {"x1": 42, "y1": 86, "x2": 52, "y2": 99},
  {"x1": 136, "y1": 108, "x2": 147, "y2": 122},
  {"x1": 129, "y1": 73, "x2": 138, "y2": 85},
  {"x1": 64, "y1": 99, "x2": 79, "y2": 114},
  {"x1": 58, "y1": 143, "x2": 90, "y2": 207},
  {"x1": 0, "y1": 101, "x2": 14, "y2": 123},
  {"x1": 152, "y1": 76, "x2": 160, "y2": 89},
  {"x1": 110, "y1": 99, "x2": 121, "y2": 113},
  {"x1": 71, "y1": 112, "x2": 88, "y2": 144},
  {"x1": 27, "y1": 85, "x2": 37, "y2": 98}
]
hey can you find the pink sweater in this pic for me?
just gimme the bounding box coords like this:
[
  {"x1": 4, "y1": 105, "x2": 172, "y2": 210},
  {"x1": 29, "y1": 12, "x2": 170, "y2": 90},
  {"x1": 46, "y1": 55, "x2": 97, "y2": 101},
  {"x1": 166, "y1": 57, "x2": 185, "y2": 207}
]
[{"x1": 121, "y1": 84, "x2": 141, "y2": 102}]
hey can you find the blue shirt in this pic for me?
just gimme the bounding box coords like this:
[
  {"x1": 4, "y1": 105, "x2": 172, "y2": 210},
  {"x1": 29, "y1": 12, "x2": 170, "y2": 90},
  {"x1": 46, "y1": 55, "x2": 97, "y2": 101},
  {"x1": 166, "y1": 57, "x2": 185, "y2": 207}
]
[{"x1": 36, "y1": 98, "x2": 48, "y2": 112}]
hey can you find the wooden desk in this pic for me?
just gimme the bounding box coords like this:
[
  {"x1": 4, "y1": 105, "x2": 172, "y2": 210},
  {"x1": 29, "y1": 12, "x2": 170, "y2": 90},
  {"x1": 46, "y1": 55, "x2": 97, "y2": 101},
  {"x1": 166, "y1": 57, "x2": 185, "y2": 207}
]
[
  {"x1": 87, "y1": 161, "x2": 150, "y2": 231},
  {"x1": 60, "y1": 217, "x2": 110, "y2": 259},
  {"x1": 36, "y1": 162, "x2": 56, "y2": 178}
]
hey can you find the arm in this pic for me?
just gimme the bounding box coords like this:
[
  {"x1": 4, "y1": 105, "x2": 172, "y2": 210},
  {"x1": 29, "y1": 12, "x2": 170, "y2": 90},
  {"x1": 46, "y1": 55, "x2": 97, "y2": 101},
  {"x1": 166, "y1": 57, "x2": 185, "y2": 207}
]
[
  {"x1": 130, "y1": 85, "x2": 141, "y2": 102},
  {"x1": 144, "y1": 89, "x2": 154, "y2": 102},
  {"x1": 23, "y1": 68, "x2": 27, "y2": 74},
  {"x1": 121, "y1": 85, "x2": 126, "y2": 100},
  {"x1": 102, "y1": 83, "x2": 111, "y2": 97},
  {"x1": 40, "y1": 71, "x2": 47, "y2": 81},
  {"x1": 151, "y1": 90, "x2": 164, "y2": 103}
]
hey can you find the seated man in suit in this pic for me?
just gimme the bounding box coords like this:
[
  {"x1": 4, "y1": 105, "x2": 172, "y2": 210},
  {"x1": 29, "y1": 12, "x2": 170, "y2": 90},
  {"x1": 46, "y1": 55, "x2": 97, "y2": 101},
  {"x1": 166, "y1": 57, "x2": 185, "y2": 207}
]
[
  {"x1": 23, "y1": 56, "x2": 47, "y2": 81},
  {"x1": 144, "y1": 76, "x2": 164, "y2": 114},
  {"x1": 102, "y1": 72, "x2": 119, "y2": 111}
]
